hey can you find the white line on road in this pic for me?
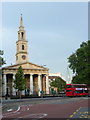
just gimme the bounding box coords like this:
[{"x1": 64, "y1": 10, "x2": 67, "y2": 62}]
[
  {"x1": 3, "y1": 112, "x2": 21, "y2": 118},
  {"x1": 7, "y1": 109, "x2": 13, "y2": 112},
  {"x1": 27, "y1": 108, "x2": 29, "y2": 111},
  {"x1": 3, "y1": 106, "x2": 20, "y2": 116},
  {"x1": 18, "y1": 113, "x2": 48, "y2": 119},
  {"x1": 3, "y1": 104, "x2": 33, "y2": 117}
]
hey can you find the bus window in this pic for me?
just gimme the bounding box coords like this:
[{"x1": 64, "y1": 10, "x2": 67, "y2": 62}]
[
  {"x1": 85, "y1": 90, "x2": 88, "y2": 93},
  {"x1": 66, "y1": 85, "x2": 71, "y2": 88},
  {"x1": 74, "y1": 91, "x2": 79, "y2": 93},
  {"x1": 66, "y1": 90, "x2": 72, "y2": 92},
  {"x1": 75, "y1": 90, "x2": 82, "y2": 93}
]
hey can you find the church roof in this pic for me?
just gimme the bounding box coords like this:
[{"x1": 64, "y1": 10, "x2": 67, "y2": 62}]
[{"x1": 2, "y1": 62, "x2": 49, "y2": 71}]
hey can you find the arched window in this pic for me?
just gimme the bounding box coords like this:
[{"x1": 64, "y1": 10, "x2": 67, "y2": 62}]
[
  {"x1": 21, "y1": 32, "x2": 24, "y2": 39},
  {"x1": 17, "y1": 44, "x2": 19, "y2": 51},
  {"x1": 16, "y1": 56, "x2": 18, "y2": 60},
  {"x1": 22, "y1": 45, "x2": 24, "y2": 50}
]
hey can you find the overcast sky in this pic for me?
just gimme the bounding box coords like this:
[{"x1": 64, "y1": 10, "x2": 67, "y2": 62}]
[{"x1": 0, "y1": 1, "x2": 88, "y2": 81}]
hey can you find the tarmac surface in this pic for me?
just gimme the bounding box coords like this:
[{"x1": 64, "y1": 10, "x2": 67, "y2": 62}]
[{"x1": 1, "y1": 96, "x2": 90, "y2": 119}]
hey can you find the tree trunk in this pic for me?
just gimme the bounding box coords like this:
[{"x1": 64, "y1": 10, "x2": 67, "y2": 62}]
[{"x1": 19, "y1": 91, "x2": 22, "y2": 99}]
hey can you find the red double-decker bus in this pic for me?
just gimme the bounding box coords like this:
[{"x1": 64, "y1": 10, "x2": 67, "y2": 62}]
[{"x1": 66, "y1": 84, "x2": 89, "y2": 97}]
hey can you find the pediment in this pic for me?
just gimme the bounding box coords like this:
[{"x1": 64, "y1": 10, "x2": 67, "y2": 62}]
[{"x1": 3, "y1": 62, "x2": 48, "y2": 70}]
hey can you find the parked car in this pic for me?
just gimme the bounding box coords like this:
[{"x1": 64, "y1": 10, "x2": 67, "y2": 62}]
[{"x1": 58, "y1": 90, "x2": 66, "y2": 97}]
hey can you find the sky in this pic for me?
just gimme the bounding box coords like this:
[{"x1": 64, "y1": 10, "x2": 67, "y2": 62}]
[
  {"x1": 89, "y1": 1, "x2": 90, "y2": 39},
  {"x1": 0, "y1": 1, "x2": 88, "y2": 82}
]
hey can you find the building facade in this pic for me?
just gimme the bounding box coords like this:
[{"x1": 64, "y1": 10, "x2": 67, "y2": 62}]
[
  {"x1": 48, "y1": 73, "x2": 61, "y2": 93},
  {"x1": 2, "y1": 15, "x2": 49, "y2": 97}
]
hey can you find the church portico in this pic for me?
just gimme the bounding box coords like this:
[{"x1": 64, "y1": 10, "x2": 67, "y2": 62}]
[{"x1": 2, "y1": 68, "x2": 49, "y2": 96}]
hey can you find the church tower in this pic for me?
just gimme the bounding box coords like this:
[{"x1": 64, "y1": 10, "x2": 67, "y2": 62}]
[{"x1": 16, "y1": 14, "x2": 28, "y2": 64}]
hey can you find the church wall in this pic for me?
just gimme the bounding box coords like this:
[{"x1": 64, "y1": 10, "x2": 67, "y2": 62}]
[
  {"x1": 42, "y1": 75, "x2": 46, "y2": 93},
  {"x1": 33, "y1": 75, "x2": 38, "y2": 95},
  {"x1": 24, "y1": 74, "x2": 30, "y2": 90}
]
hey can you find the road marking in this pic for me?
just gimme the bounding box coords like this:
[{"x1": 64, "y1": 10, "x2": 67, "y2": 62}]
[
  {"x1": 69, "y1": 107, "x2": 90, "y2": 118},
  {"x1": 69, "y1": 115, "x2": 73, "y2": 118},
  {"x1": 3, "y1": 104, "x2": 32, "y2": 117},
  {"x1": 3, "y1": 112, "x2": 20, "y2": 118},
  {"x1": 76, "y1": 109, "x2": 79, "y2": 112},
  {"x1": 69, "y1": 107, "x2": 81, "y2": 118},
  {"x1": 27, "y1": 108, "x2": 29, "y2": 110},
  {"x1": 18, "y1": 113, "x2": 47, "y2": 119},
  {"x1": 3, "y1": 106, "x2": 20, "y2": 116},
  {"x1": 7, "y1": 109, "x2": 13, "y2": 112},
  {"x1": 73, "y1": 112, "x2": 76, "y2": 114},
  {"x1": 19, "y1": 104, "x2": 32, "y2": 111}
]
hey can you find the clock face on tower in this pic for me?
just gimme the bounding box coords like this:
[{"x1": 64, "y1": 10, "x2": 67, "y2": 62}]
[{"x1": 22, "y1": 55, "x2": 26, "y2": 60}]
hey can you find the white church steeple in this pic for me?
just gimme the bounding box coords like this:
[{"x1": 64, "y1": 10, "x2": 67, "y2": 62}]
[{"x1": 16, "y1": 15, "x2": 29, "y2": 64}]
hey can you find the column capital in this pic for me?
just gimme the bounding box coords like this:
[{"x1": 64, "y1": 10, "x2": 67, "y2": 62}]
[
  {"x1": 38, "y1": 74, "x2": 42, "y2": 76},
  {"x1": 30, "y1": 73, "x2": 34, "y2": 76},
  {"x1": 44, "y1": 74, "x2": 49, "y2": 77},
  {"x1": 13, "y1": 74, "x2": 15, "y2": 78},
  {"x1": 3, "y1": 73, "x2": 7, "y2": 75}
]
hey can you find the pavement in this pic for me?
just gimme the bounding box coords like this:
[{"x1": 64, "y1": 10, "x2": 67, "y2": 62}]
[{"x1": 2, "y1": 96, "x2": 64, "y2": 103}]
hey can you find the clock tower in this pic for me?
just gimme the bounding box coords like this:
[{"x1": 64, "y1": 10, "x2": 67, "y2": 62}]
[{"x1": 16, "y1": 14, "x2": 28, "y2": 64}]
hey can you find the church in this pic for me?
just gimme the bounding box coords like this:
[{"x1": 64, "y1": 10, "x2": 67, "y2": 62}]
[{"x1": 2, "y1": 15, "x2": 49, "y2": 97}]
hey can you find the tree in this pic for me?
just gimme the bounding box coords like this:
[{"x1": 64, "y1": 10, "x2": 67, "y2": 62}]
[
  {"x1": 14, "y1": 66, "x2": 26, "y2": 98},
  {"x1": 0, "y1": 50, "x2": 6, "y2": 97},
  {"x1": 68, "y1": 40, "x2": 90, "y2": 86},
  {"x1": 0, "y1": 50, "x2": 6, "y2": 67},
  {"x1": 50, "y1": 77, "x2": 66, "y2": 92}
]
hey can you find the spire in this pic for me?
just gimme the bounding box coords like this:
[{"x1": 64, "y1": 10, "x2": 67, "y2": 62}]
[
  {"x1": 20, "y1": 14, "x2": 23, "y2": 27},
  {"x1": 19, "y1": 14, "x2": 24, "y2": 31}
]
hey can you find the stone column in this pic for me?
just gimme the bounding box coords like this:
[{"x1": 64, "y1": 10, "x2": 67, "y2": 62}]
[
  {"x1": 12, "y1": 74, "x2": 16, "y2": 96},
  {"x1": 3, "y1": 74, "x2": 7, "y2": 96},
  {"x1": 38, "y1": 74, "x2": 42, "y2": 96},
  {"x1": 21, "y1": 74, "x2": 25, "y2": 96},
  {"x1": 46, "y1": 74, "x2": 49, "y2": 94},
  {"x1": 30, "y1": 74, "x2": 33, "y2": 95}
]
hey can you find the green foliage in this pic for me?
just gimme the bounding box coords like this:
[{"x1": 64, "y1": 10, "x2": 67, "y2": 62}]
[
  {"x1": 50, "y1": 77, "x2": 66, "y2": 92},
  {"x1": 14, "y1": 66, "x2": 26, "y2": 92},
  {"x1": 0, "y1": 50, "x2": 6, "y2": 67},
  {"x1": 68, "y1": 40, "x2": 90, "y2": 86}
]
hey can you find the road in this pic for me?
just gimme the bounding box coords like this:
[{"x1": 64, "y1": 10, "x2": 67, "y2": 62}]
[{"x1": 1, "y1": 97, "x2": 90, "y2": 119}]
